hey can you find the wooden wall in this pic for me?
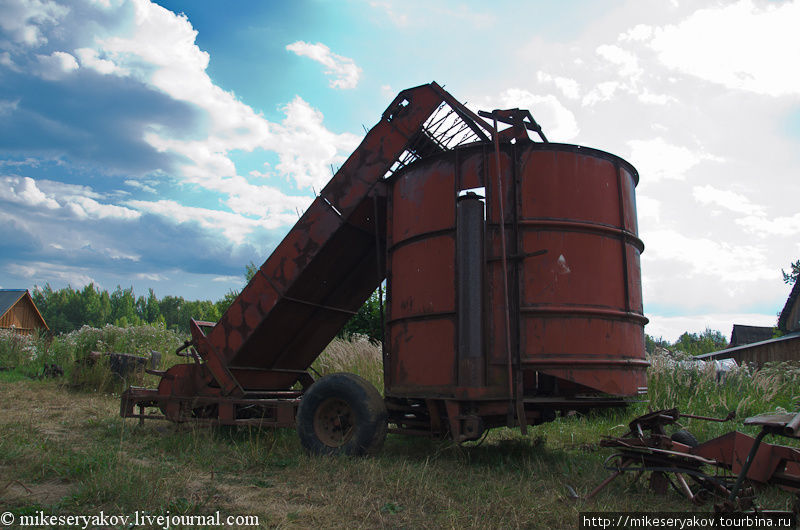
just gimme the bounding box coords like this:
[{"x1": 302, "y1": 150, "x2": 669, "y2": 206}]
[
  {"x1": 0, "y1": 295, "x2": 47, "y2": 335},
  {"x1": 784, "y1": 298, "x2": 800, "y2": 333},
  {"x1": 725, "y1": 335, "x2": 800, "y2": 367}
]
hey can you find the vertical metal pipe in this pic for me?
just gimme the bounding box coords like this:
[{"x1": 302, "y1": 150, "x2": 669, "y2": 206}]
[
  {"x1": 373, "y1": 194, "x2": 385, "y2": 352},
  {"x1": 457, "y1": 193, "x2": 485, "y2": 387},
  {"x1": 490, "y1": 118, "x2": 515, "y2": 409}
]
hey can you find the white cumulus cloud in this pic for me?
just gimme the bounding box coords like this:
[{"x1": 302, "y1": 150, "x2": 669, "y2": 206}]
[
  {"x1": 0, "y1": 0, "x2": 69, "y2": 47},
  {"x1": 736, "y1": 212, "x2": 800, "y2": 237},
  {"x1": 537, "y1": 71, "x2": 581, "y2": 100},
  {"x1": 8, "y1": 261, "x2": 95, "y2": 287},
  {"x1": 75, "y1": 47, "x2": 125, "y2": 75},
  {"x1": 483, "y1": 88, "x2": 579, "y2": 141},
  {"x1": 692, "y1": 184, "x2": 765, "y2": 216},
  {"x1": 35, "y1": 51, "x2": 79, "y2": 80},
  {"x1": 273, "y1": 96, "x2": 360, "y2": 190},
  {"x1": 68, "y1": 0, "x2": 358, "y2": 228},
  {"x1": 596, "y1": 44, "x2": 642, "y2": 80},
  {"x1": 628, "y1": 138, "x2": 722, "y2": 182},
  {"x1": 645, "y1": 229, "x2": 774, "y2": 283},
  {"x1": 647, "y1": 0, "x2": 800, "y2": 96},
  {"x1": 127, "y1": 199, "x2": 277, "y2": 244},
  {"x1": 286, "y1": 41, "x2": 362, "y2": 89},
  {"x1": 0, "y1": 176, "x2": 59, "y2": 209},
  {"x1": 0, "y1": 175, "x2": 141, "y2": 220},
  {"x1": 582, "y1": 81, "x2": 621, "y2": 106}
]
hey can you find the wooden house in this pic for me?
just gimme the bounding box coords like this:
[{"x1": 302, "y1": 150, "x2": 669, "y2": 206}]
[
  {"x1": 778, "y1": 280, "x2": 800, "y2": 333},
  {"x1": 698, "y1": 282, "x2": 800, "y2": 366},
  {"x1": 0, "y1": 289, "x2": 49, "y2": 335}
]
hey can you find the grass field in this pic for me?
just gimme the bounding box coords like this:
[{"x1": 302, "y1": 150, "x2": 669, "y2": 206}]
[{"x1": 1, "y1": 327, "x2": 799, "y2": 528}]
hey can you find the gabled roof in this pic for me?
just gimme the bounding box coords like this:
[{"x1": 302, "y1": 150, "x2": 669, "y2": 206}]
[
  {"x1": 730, "y1": 324, "x2": 775, "y2": 347},
  {"x1": 779, "y1": 280, "x2": 800, "y2": 332},
  {"x1": 0, "y1": 289, "x2": 27, "y2": 318},
  {"x1": 0, "y1": 289, "x2": 48, "y2": 331}
]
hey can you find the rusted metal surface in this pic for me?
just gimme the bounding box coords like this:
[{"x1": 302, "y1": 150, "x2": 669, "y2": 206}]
[
  {"x1": 155, "y1": 84, "x2": 437, "y2": 398},
  {"x1": 515, "y1": 148, "x2": 648, "y2": 396},
  {"x1": 592, "y1": 408, "x2": 800, "y2": 510},
  {"x1": 488, "y1": 111, "x2": 518, "y2": 431},
  {"x1": 478, "y1": 108, "x2": 548, "y2": 143},
  {"x1": 204, "y1": 82, "x2": 491, "y2": 385},
  {"x1": 385, "y1": 142, "x2": 648, "y2": 403},
  {"x1": 383, "y1": 132, "x2": 648, "y2": 440},
  {"x1": 121, "y1": 82, "x2": 498, "y2": 426},
  {"x1": 122, "y1": 82, "x2": 649, "y2": 441},
  {"x1": 386, "y1": 158, "x2": 458, "y2": 394}
]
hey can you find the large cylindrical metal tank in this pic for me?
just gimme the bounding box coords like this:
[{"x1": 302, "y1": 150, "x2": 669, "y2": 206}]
[{"x1": 384, "y1": 142, "x2": 648, "y2": 401}]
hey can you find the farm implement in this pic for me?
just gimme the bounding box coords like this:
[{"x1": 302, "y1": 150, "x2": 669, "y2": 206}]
[
  {"x1": 121, "y1": 82, "x2": 649, "y2": 455},
  {"x1": 590, "y1": 408, "x2": 800, "y2": 511}
]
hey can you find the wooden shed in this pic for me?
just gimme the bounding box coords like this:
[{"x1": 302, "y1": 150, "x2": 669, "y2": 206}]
[
  {"x1": 696, "y1": 332, "x2": 800, "y2": 366},
  {"x1": 730, "y1": 324, "x2": 775, "y2": 347},
  {"x1": 0, "y1": 289, "x2": 49, "y2": 335},
  {"x1": 698, "y1": 282, "x2": 800, "y2": 366}
]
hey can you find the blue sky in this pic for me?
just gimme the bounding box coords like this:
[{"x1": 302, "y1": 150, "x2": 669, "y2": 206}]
[{"x1": 1, "y1": 0, "x2": 799, "y2": 341}]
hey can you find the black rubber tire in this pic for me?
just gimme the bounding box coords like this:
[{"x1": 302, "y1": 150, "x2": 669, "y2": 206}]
[
  {"x1": 671, "y1": 429, "x2": 699, "y2": 448},
  {"x1": 297, "y1": 373, "x2": 387, "y2": 456}
]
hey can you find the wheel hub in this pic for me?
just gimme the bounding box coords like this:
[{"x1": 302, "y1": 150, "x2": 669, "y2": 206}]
[{"x1": 313, "y1": 397, "x2": 354, "y2": 447}]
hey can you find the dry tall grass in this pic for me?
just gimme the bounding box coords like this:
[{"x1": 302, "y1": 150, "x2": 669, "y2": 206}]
[
  {"x1": 4, "y1": 332, "x2": 800, "y2": 526},
  {"x1": 645, "y1": 348, "x2": 800, "y2": 440},
  {"x1": 312, "y1": 336, "x2": 383, "y2": 391}
]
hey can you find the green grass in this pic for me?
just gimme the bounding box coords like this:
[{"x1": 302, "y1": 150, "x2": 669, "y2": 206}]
[
  {"x1": 643, "y1": 350, "x2": 800, "y2": 441},
  {"x1": 0, "y1": 325, "x2": 183, "y2": 393},
  {"x1": 2, "y1": 329, "x2": 800, "y2": 528}
]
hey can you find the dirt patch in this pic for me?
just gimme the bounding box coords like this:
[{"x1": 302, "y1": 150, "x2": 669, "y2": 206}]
[
  {"x1": 213, "y1": 481, "x2": 317, "y2": 525},
  {"x1": 1, "y1": 478, "x2": 74, "y2": 507}
]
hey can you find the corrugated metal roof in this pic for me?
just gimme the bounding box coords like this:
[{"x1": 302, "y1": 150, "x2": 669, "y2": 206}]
[{"x1": 0, "y1": 289, "x2": 27, "y2": 318}]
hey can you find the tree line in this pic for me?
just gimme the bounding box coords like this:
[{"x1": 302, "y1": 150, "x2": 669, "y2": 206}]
[
  {"x1": 34, "y1": 280, "x2": 725, "y2": 355},
  {"x1": 31, "y1": 262, "x2": 381, "y2": 340},
  {"x1": 31, "y1": 258, "x2": 798, "y2": 346},
  {"x1": 645, "y1": 328, "x2": 729, "y2": 357},
  {"x1": 32, "y1": 283, "x2": 237, "y2": 335}
]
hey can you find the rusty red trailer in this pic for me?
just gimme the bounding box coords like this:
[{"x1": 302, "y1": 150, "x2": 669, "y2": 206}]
[{"x1": 121, "y1": 82, "x2": 648, "y2": 454}]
